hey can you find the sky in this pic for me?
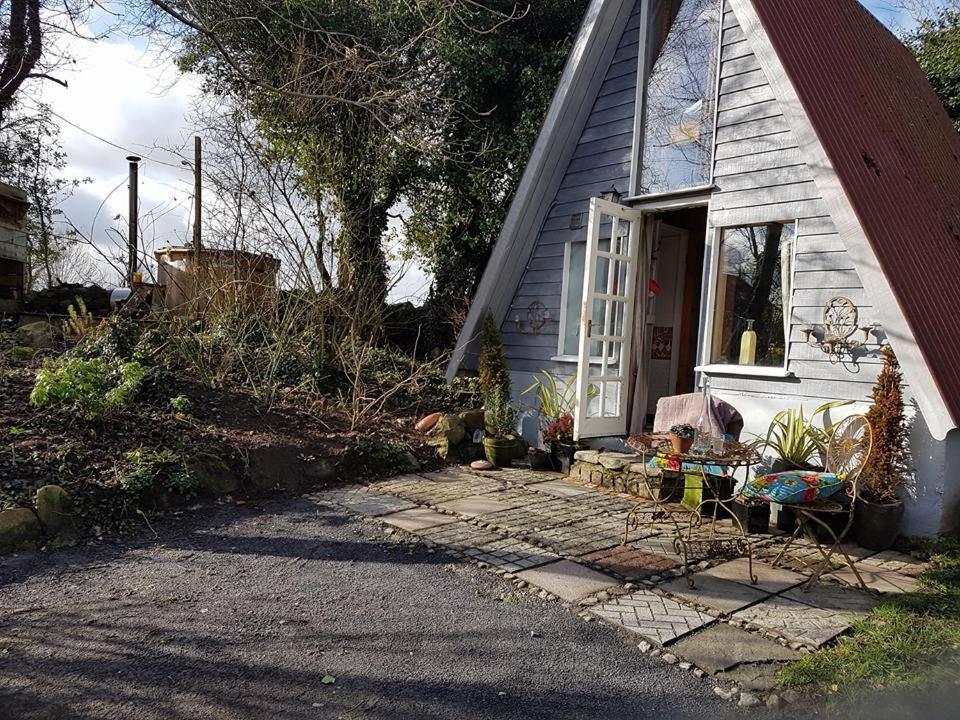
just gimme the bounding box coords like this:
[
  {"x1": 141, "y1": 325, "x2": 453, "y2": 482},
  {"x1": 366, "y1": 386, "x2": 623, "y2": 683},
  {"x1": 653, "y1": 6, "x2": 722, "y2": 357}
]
[{"x1": 33, "y1": 0, "x2": 927, "y2": 300}]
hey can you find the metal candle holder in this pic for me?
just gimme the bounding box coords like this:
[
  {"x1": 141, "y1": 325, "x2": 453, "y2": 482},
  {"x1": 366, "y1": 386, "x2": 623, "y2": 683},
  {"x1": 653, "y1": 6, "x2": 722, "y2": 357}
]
[{"x1": 803, "y1": 296, "x2": 875, "y2": 364}]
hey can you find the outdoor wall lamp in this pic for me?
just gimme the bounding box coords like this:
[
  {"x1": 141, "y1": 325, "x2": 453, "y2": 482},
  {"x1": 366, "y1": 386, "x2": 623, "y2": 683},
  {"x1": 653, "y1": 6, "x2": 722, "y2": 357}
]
[
  {"x1": 802, "y1": 296, "x2": 877, "y2": 365},
  {"x1": 514, "y1": 301, "x2": 551, "y2": 335},
  {"x1": 600, "y1": 185, "x2": 623, "y2": 203}
]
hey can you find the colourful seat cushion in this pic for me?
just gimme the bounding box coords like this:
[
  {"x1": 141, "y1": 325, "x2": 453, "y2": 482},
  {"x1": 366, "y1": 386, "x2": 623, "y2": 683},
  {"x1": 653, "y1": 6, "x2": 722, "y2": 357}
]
[{"x1": 740, "y1": 471, "x2": 846, "y2": 505}]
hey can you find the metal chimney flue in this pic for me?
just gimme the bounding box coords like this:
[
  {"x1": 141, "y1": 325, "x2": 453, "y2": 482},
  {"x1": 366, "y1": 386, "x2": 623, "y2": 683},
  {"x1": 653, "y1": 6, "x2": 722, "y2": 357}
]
[{"x1": 126, "y1": 156, "x2": 141, "y2": 284}]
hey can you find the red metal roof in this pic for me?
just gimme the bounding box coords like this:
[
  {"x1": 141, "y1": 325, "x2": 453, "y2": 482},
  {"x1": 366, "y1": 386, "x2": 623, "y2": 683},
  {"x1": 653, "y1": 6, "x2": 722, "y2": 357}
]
[{"x1": 751, "y1": 0, "x2": 960, "y2": 429}]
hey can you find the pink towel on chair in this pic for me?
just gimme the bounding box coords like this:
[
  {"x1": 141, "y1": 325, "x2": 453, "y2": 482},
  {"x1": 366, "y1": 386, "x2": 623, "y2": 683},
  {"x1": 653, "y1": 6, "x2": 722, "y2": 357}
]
[{"x1": 653, "y1": 393, "x2": 744, "y2": 441}]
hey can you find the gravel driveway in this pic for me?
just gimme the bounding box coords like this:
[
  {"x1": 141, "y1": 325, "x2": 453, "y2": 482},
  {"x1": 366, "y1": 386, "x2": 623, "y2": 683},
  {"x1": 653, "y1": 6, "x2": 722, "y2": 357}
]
[{"x1": 0, "y1": 494, "x2": 746, "y2": 720}]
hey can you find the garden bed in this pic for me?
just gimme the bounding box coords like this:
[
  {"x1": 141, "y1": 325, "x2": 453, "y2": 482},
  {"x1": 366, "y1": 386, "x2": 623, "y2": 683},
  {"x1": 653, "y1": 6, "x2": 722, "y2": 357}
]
[{"x1": 1, "y1": 333, "x2": 447, "y2": 547}]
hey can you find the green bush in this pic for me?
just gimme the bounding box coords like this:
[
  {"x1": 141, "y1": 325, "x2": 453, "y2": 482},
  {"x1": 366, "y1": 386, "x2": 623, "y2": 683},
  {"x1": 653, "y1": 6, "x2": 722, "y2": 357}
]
[
  {"x1": 121, "y1": 448, "x2": 198, "y2": 500},
  {"x1": 342, "y1": 434, "x2": 417, "y2": 478},
  {"x1": 30, "y1": 355, "x2": 146, "y2": 421}
]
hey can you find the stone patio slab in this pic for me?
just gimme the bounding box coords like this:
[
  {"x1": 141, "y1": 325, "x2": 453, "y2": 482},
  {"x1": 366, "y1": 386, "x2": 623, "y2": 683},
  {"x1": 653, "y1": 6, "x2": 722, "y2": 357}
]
[
  {"x1": 437, "y1": 495, "x2": 520, "y2": 518},
  {"x1": 702, "y1": 558, "x2": 806, "y2": 595},
  {"x1": 380, "y1": 508, "x2": 460, "y2": 532},
  {"x1": 732, "y1": 594, "x2": 860, "y2": 647},
  {"x1": 531, "y1": 479, "x2": 593, "y2": 498},
  {"x1": 317, "y1": 486, "x2": 418, "y2": 517},
  {"x1": 863, "y1": 549, "x2": 929, "y2": 577},
  {"x1": 579, "y1": 544, "x2": 681, "y2": 581},
  {"x1": 669, "y1": 622, "x2": 799, "y2": 674},
  {"x1": 782, "y1": 582, "x2": 880, "y2": 614},
  {"x1": 590, "y1": 589, "x2": 715, "y2": 645},
  {"x1": 829, "y1": 565, "x2": 920, "y2": 594},
  {"x1": 515, "y1": 559, "x2": 618, "y2": 603},
  {"x1": 660, "y1": 572, "x2": 770, "y2": 614}
]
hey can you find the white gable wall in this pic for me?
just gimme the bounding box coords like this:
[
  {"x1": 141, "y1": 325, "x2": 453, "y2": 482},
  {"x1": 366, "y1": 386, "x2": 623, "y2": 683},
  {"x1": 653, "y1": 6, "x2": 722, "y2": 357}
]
[
  {"x1": 708, "y1": 1, "x2": 957, "y2": 535},
  {"x1": 500, "y1": 1, "x2": 645, "y2": 431}
]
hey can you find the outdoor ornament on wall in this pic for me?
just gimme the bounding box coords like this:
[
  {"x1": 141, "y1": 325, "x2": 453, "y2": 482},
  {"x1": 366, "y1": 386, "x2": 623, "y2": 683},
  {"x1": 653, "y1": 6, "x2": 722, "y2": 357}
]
[
  {"x1": 514, "y1": 301, "x2": 551, "y2": 336},
  {"x1": 802, "y1": 296, "x2": 877, "y2": 366}
]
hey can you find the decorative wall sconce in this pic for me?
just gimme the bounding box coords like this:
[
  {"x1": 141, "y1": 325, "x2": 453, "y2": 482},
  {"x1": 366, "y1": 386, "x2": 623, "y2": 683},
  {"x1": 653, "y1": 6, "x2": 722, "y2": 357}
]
[
  {"x1": 514, "y1": 301, "x2": 552, "y2": 335},
  {"x1": 803, "y1": 296, "x2": 877, "y2": 365},
  {"x1": 600, "y1": 185, "x2": 623, "y2": 204}
]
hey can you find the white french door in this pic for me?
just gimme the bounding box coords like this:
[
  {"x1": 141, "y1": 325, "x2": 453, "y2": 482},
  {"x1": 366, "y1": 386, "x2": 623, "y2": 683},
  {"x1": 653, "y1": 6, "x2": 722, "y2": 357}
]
[{"x1": 574, "y1": 198, "x2": 644, "y2": 439}]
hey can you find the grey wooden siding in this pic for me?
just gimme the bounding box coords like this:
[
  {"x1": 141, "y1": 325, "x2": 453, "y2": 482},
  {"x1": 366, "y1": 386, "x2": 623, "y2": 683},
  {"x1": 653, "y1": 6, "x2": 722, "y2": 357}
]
[
  {"x1": 708, "y1": 2, "x2": 885, "y2": 402},
  {"x1": 500, "y1": 1, "x2": 643, "y2": 375}
]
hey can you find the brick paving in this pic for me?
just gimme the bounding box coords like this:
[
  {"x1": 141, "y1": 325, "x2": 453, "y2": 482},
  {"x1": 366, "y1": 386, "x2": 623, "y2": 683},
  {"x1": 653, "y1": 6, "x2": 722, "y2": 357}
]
[
  {"x1": 578, "y1": 544, "x2": 680, "y2": 581},
  {"x1": 464, "y1": 537, "x2": 560, "y2": 573},
  {"x1": 590, "y1": 590, "x2": 715, "y2": 645},
  {"x1": 526, "y1": 515, "x2": 634, "y2": 556}
]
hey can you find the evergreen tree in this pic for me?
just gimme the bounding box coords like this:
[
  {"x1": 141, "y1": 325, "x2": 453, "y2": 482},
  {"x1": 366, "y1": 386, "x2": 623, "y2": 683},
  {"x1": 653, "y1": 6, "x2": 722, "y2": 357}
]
[
  {"x1": 861, "y1": 347, "x2": 911, "y2": 503},
  {"x1": 478, "y1": 312, "x2": 509, "y2": 409}
]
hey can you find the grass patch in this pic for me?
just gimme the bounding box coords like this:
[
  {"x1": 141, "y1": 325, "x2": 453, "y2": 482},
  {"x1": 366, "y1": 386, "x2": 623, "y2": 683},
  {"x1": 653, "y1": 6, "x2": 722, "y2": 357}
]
[{"x1": 780, "y1": 539, "x2": 960, "y2": 699}]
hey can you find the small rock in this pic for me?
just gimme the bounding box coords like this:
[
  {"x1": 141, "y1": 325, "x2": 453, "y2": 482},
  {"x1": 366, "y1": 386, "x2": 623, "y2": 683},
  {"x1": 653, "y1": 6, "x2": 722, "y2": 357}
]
[
  {"x1": 578, "y1": 597, "x2": 599, "y2": 607},
  {"x1": 623, "y1": 583, "x2": 637, "y2": 591},
  {"x1": 766, "y1": 694, "x2": 781, "y2": 709},
  {"x1": 471, "y1": 460, "x2": 496, "y2": 471},
  {"x1": 649, "y1": 575, "x2": 662, "y2": 583},
  {"x1": 693, "y1": 669, "x2": 706, "y2": 678},
  {"x1": 679, "y1": 662, "x2": 692, "y2": 671},
  {"x1": 739, "y1": 692, "x2": 760, "y2": 708},
  {"x1": 714, "y1": 687, "x2": 738, "y2": 702},
  {"x1": 529, "y1": 630, "x2": 541, "y2": 638},
  {"x1": 649, "y1": 649, "x2": 662, "y2": 658},
  {"x1": 781, "y1": 690, "x2": 800, "y2": 705},
  {"x1": 596, "y1": 591, "x2": 611, "y2": 602},
  {"x1": 638, "y1": 641, "x2": 652, "y2": 653},
  {"x1": 662, "y1": 653, "x2": 678, "y2": 665},
  {"x1": 538, "y1": 590, "x2": 549, "y2": 599}
]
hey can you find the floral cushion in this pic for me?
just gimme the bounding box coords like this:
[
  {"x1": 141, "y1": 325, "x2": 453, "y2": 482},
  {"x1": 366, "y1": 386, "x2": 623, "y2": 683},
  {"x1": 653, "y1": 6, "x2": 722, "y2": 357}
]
[{"x1": 740, "y1": 471, "x2": 846, "y2": 505}]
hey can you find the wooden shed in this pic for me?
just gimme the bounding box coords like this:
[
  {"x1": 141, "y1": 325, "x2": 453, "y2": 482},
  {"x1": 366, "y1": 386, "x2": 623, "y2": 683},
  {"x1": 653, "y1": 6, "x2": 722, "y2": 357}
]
[
  {"x1": 153, "y1": 246, "x2": 281, "y2": 315},
  {"x1": 0, "y1": 182, "x2": 29, "y2": 314}
]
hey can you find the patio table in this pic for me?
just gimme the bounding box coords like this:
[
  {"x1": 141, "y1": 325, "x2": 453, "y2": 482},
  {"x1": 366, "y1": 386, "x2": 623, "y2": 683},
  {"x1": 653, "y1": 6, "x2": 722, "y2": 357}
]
[{"x1": 623, "y1": 433, "x2": 762, "y2": 588}]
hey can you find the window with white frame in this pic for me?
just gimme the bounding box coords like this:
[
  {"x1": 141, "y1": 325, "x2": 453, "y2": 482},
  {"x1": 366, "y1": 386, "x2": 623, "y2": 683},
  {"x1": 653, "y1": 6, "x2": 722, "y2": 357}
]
[
  {"x1": 710, "y1": 222, "x2": 795, "y2": 368},
  {"x1": 559, "y1": 237, "x2": 613, "y2": 359}
]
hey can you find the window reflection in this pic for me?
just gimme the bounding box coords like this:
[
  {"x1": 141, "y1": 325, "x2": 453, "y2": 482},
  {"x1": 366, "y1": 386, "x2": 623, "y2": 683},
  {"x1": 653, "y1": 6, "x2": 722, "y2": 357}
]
[
  {"x1": 640, "y1": 0, "x2": 720, "y2": 195},
  {"x1": 711, "y1": 222, "x2": 795, "y2": 368}
]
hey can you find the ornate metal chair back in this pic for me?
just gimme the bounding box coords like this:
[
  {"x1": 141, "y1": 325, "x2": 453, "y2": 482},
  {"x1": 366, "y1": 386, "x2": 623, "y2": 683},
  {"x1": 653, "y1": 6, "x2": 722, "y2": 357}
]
[{"x1": 825, "y1": 414, "x2": 874, "y2": 501}]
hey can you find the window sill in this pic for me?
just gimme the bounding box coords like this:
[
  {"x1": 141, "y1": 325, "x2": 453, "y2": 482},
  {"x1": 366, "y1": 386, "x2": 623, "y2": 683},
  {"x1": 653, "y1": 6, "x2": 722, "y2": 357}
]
[{"x1": 695, "y1": 364, "x2": 795, "y2": 379}]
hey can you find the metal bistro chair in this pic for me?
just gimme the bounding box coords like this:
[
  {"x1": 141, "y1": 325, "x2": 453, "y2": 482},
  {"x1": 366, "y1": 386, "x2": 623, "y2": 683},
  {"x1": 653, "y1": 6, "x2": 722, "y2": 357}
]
[{"x1": 770, "y1": 414, "x2": 874, "y2": 591}]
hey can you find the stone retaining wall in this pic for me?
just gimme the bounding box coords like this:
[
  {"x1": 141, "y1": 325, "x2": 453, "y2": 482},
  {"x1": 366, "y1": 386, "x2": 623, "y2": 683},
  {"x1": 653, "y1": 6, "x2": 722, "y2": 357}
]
[{"x1": 570, "y1": 450, "x2": 683, "y2": 502}]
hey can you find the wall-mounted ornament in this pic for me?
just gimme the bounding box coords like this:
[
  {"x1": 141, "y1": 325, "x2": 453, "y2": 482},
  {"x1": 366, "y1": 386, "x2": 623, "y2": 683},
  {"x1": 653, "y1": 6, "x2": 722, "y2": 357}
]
[
  {"x1": 514, "y1": 301, "x2": 551, "y2": 336},
  {"x1": 802, "y1": 296, "x2": 877, "y2": 365}
]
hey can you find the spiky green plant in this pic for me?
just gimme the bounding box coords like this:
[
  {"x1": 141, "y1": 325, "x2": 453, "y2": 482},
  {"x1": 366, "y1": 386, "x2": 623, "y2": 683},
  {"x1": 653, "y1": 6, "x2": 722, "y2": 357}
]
[{"x1": 755, "y1": 400, "x2": 854, "y2": 468}]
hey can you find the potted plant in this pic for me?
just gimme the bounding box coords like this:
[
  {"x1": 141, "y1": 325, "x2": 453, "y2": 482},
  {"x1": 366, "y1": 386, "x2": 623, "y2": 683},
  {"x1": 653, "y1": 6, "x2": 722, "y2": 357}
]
[
  {"x1": 753, "y1": 400, "x2": 852, "y2": 532},
  {"x1": 479, "y1": 315, "x2": 518, "y2": 467},
  {"x1": 669, "y1": 424, "x2": 696, "y2": 454},
  {"x1": 483, "y1": 389, "x2": 518, "y2": 467},
  {"x1": 544, "y1": 413, "x2": 577, "y2": 473},
  {"x1": 522, "y1": 370, "x2": 591, "y2": 471},
  {"x1": 855, "y1": 347, "x2": 909, "y2": 550}
]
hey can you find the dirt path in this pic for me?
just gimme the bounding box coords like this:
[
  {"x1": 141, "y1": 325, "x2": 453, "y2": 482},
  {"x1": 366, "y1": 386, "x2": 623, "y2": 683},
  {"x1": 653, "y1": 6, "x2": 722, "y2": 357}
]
[{"x1": 0, "y1": 494, "x2": 743, "y2": 720}]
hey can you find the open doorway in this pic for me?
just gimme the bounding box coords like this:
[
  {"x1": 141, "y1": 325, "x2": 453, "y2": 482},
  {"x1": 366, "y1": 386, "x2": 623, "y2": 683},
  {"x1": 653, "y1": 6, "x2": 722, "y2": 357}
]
[{"x1": 642, "y1": 206, "x2": 708, "y2": 428}]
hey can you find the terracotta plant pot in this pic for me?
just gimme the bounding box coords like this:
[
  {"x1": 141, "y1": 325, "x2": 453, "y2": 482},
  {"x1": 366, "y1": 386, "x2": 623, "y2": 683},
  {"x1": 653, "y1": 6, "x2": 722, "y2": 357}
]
[
  {"x1": 855, "y1": 496, "x2": 905, "y2": 551},
  {"x1": 670, "y1": 434, "x2": 694, "y2": 455},
  {"x1": 483, "y1": 436, "x2": 517, "y2": 468}
]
